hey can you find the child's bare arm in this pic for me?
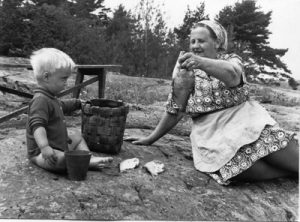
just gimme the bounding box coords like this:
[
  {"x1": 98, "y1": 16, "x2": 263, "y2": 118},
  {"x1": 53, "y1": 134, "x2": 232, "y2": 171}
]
[
  {"x1": 33, "y1": 127, "x2": 58, "y2": 166},
  {"x1": 60, "y1": 99, "x2": 82, "y2": 114}
]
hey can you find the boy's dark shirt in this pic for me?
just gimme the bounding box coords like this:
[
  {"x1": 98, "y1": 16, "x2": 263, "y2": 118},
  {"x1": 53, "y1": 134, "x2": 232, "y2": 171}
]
[{"x1": 26, "y1": 87, "x2": 81, "y2": 159}]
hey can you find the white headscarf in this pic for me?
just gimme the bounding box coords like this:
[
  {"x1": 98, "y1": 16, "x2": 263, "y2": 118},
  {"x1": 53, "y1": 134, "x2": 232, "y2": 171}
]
[{"x1": 197, "y1": 20, "x2": 228, "y2": 51}]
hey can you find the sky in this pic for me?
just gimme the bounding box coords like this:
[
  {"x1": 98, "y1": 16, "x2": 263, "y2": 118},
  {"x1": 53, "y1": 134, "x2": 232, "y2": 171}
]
[{"x1": 103, "y1": 0, "x2": 300, "y2": 80}]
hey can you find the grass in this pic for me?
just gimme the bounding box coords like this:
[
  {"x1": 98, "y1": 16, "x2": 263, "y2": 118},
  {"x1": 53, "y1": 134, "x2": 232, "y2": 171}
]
[
  {"x1": 249, "y1": 83, "x2": 300, "y2": 107},
  {"x1": 79, "y1": 73, "x2": 300, "y2": 108},
  {"x1": 82, "y1": 73, "x2": 171, "y2": 105}
]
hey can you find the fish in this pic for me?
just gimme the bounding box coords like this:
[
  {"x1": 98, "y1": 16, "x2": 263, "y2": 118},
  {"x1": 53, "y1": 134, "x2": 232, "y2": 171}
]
[
  {"x1": 119, "y1": 158, "x2": 140, "y2": 172},
  {"x1": 143, "y1": 160, "x2": 165, "y2": 176}
]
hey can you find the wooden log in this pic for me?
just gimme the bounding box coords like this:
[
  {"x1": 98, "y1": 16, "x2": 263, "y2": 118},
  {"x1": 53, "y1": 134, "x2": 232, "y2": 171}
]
[{"x1": 0, "y1": 85, "x2": 33, "y2": 98}]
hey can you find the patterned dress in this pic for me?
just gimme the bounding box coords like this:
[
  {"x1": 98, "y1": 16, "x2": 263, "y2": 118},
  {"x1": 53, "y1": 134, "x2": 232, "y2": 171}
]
[{"x1": 166, "y1": 53, "x2": 296, "y2": 185}]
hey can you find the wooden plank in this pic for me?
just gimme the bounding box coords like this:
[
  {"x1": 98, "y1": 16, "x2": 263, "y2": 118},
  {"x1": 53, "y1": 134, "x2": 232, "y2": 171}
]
[
  {"x1": 0, "y1": 106, "x2": 28, "y2": 124},
  {"x1": 0, "y1": 64, "x2": 122, "y2": 71},
  {"x1": 76, "y1": 64, "x2": 122, "y2": 69},
  {"x1": 76, "y1": 65, "x2": 121, "y2": 77},
  {"x1": 0, "y1": 85, "x2": 33, "y2": 98},
  {"x1": 0, "y1": 76, "x2": 99, "y2": 124},
  {"x1": 0, "y1": 63, "x2": 32, "y2": 69}
]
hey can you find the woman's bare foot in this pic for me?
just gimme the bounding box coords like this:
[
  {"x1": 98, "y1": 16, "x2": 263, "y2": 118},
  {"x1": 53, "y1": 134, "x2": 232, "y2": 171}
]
[{"x1": 89, "y1": 156, "x2": 113, "y2": 170}]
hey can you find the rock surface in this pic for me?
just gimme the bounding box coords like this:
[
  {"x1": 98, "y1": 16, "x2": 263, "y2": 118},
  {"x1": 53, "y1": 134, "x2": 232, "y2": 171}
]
[{"x1": 0, "y1": 111, "x2": 298, "y2": 220}]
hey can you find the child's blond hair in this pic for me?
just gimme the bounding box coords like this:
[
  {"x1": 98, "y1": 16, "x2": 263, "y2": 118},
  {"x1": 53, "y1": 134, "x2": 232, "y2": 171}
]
[{"x1": 30, "y1": 48, "x2": 75, "y2": 81}]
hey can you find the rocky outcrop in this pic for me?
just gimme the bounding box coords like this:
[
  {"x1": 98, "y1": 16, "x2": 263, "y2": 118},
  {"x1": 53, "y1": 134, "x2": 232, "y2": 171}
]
[
  {"x1": 0, "y1": 117, "x2": 298, "y2": 220},
  {"x1": 0, "y1": 57, "x2": 36, "y2": 95}
]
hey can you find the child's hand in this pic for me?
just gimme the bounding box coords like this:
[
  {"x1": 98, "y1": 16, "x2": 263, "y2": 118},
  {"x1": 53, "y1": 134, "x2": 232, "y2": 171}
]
[
  {"x1": 41, "y1": 146, "x2": 58, "y2": 166},
  {"x1": 76, "y1": 99, "x2": 85, "y2": 109},
  {"x1": 78, "y1": 99, "x2": 87, "y2": 110}
]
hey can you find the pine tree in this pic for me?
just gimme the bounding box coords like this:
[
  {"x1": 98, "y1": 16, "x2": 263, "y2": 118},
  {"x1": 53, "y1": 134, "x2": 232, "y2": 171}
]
[
  {"x1": 105, "y1": 5, "x2": 138, "y2": 74},
  {"x1": 30, "y1": 0, "x2": 65, "y2": 7},
  {"x1": 216, "y1": 0, "x2": 291, "y2": 80},
  {"x1": 0, "y1": 0, "x2": 28, "y2": 55},
  {"x1": 0, "y1": 0, "x2": 111, "y2": 63},
  {"x1": 133, "y1": 0, "x2": 170, "y2": 77},
  {"x1": 67, "y1": 0, "x2": 110, "y2": 26}
]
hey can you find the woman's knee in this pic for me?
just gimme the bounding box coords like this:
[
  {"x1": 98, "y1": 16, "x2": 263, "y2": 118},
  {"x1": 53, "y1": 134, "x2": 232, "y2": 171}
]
[
  {"x1": 264, "y1": 137, "x2": 299, "y2": 172},
  {"x1": 233, "y1": 159, "x2": 265, "y2": 181},
  {"x1": 232, "y1": 159, "x2": 291, "y2": 181},
  {"x1": 285, "y1": 138, "x2": 299, "y2": 172}
]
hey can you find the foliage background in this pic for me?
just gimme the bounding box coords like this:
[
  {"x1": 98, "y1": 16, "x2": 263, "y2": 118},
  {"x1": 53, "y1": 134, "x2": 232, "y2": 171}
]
[{"x1": 0, "y1": 0, "x2": 297, "y2": 88}]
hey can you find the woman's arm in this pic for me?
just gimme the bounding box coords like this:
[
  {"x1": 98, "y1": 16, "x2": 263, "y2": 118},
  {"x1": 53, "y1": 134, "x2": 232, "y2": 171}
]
[
  {"x1": 125, "y1": 111, "x2": 184, "y2": 145},
  {"x1": 148, "y1": 112, "x2": 184, "y2": 142},
  {"x1": 179, "y1": 53, "x2": 242, "y2": 87}
]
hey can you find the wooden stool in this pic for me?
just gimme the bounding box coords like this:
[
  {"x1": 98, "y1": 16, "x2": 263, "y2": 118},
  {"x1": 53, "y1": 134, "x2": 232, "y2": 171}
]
[{"x1": 73, "y1": 65, "x2": 122, "y2": 98}]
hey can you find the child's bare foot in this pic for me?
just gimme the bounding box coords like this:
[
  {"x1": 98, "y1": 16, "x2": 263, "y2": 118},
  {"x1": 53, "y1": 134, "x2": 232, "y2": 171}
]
[{"x1": 89, "y1": 156, "x2": 113, "y2": 170}]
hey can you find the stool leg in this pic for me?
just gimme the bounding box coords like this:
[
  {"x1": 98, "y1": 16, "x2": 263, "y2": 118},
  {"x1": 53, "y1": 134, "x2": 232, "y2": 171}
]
[
  {"x1": 73, "y1": 71, "x2": 84, "y2": 98},
  {"x1": 98, "y1": 69, "x2": 106, "y2": 98}
]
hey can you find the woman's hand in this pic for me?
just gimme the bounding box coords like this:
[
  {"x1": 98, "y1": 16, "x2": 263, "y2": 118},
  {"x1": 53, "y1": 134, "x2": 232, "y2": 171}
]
[
  {"x1": 41, "y1": 146, "x2": 58, "y2": 166},
  {"x1": 124, "y1": 136, "x2": 153, "y2": 145},
  {"x1": 178, "y1": 52, "x2": 201, "y2": 70},
  {"x1": 172, "y1": 52, "x2": 195, "y2": 90}
]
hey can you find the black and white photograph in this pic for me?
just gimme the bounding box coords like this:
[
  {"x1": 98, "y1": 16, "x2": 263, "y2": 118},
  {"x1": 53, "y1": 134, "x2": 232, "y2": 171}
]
[{"x1": 0, "y1": 0, "x2": 299, "y2": 221}]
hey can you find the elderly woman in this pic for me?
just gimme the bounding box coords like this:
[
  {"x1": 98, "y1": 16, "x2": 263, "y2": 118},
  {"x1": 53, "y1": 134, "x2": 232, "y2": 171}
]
[{"x1": 125, "y1": 20, "x2": 299, "y2": 185}]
